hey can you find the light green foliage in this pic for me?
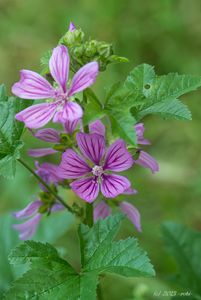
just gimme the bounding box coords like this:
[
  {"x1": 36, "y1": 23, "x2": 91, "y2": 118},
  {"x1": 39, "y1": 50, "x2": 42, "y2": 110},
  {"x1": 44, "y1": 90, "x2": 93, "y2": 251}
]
[
  {"x1": 83, "y1": 64, "x2": 201, "y2": 146},
  {"x1": 162, "y1": 222, "x2": 201, "y2": 298},
  {"x1": 5, "y1": 214, "x2": 154, "y2": 299},
  {"x1": 125, "y1": 64, "x2": 201, "y2": 121},
  {"x1": 0, "y1": 85, "x2": 31, "y2": 179}
]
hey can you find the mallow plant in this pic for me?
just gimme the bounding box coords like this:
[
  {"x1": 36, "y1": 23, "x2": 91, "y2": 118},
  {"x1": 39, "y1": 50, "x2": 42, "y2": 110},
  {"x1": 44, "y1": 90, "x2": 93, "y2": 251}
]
[{"x1": 1, "y1": 22, "x2": 201, "y2": 299}]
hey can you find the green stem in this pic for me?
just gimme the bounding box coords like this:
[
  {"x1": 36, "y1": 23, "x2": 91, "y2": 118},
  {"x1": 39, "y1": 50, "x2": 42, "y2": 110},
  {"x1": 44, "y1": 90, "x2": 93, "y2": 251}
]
[
  {"x1": 97, "y1": 281, "x2": 103, "y2": 300},
  {"x1": 85, "y1": 203, "x2": 93, "y2": 227},
  {"x1": 18, "y1": 158, "x2": 74, "y2": 213}
]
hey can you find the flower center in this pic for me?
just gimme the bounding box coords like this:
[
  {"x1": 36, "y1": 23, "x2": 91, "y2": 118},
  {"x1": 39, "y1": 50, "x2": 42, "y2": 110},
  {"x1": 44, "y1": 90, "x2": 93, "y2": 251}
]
[
  {"x1": 92, "y1": 165, "x2": 104, "y2": 177},
  {"x1": 55, "y1": 89, "x2": 68, "y2": 102}
]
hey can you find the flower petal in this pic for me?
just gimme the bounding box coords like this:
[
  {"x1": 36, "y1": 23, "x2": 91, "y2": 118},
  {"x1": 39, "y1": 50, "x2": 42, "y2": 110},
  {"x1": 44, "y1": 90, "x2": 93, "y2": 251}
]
[
  {"x1": 135, "y1": 123, "x2": 150, "y2": 145},
  {"x1": 28, "y1": 148, "x2": 57, "y2": 157},
  {"x1": 34, "y1": 128, "x2": 60, "y2": 143},
  {"x1": 68, "y1": 62, "x2": 99, "y2": 96},
  {"x1": 70, "y1": 177, "x2": 99, "y2": 203},
  {"x1": 104, "y1": 140, "x2": 133, "y2": 172},
  {"x1": 101, "y1": 174, "x2": 131, "y2": 198},
  {"x1": 63, "y1": 118, "x2": 80, "y2": 134},
  {"x1": 89, "y1": 120, "x2": 105, "y2": 137},
  {"x1": 119, "y1": 202, "x2": 141, "y2": 232},
  {"x1": 123, "y1": 187, "x2": 138, "y2": 195},
  {"x1": 13, "y1": 200, "x2": 41, "y2": 219},
  {"x1": 135, "y1": 151, "x2": 159, "y2": 174},
  {"x1": 53, "y1": 102, "x2": 83, "y2": 123},
  {"x1": 15, "y1": 102, "x2": 57, "y2": 129},
  {"x1": 12, "y1": 70, "x2": 54, "y2": 99},
  {"x1": 93, "y1": 201, "x2": 111, "y2": 222},
  {"x1": 35, "y1": 161, "x2": 62, "y2": 185},
  {"x1": 51, "y1": 203, "x2": 65, "y2": 212},
  {"x1": 13, "y1": 214, "x2": 42, "y2": 240},
  {"x1": 76, "y1": 133, "x2": 105, "y2": 165},
  {"x1": 59, "y1": 149, "x2": 91, "y2": 179},
  {"x1": 69, "y1": 22, "x2": 76, "y2": 31},
  {"x1": 49, "y1": 45, "x2": 70, "y2": 93}
]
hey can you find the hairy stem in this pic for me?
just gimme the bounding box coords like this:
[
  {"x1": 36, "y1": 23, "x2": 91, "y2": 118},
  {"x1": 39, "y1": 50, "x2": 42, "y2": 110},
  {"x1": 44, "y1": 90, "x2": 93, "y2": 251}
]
[{"x1": 18, "y1": 158, "x2": 74, "y2": 213}]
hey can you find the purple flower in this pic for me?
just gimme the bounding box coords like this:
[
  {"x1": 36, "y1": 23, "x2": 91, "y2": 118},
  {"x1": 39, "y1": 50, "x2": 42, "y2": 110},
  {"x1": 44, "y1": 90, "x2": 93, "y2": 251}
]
[
  {"x1": 89, "y1": 120, "x2": 105, "y2": 137},
  {"x1": 93, "y1": 200, "x2": 141, "y2": 232},
  {"x1": 35, "y1": 161, "x2": 62, "y2": 190},
  {"x1": 12, "y1": 45, "x2": 99, "y2": 128},
  {"x1": 28, "y1": 118, "x2": 81, "y2": 158},
  {"x1": 59, "y1": 131, "x2": 133, "y2": 202},
  {"x1": 134, "y1": 123, "x2": 159, "y2": 174},
  {"x1": 13, "y1": 200, "x2": 64, "y2": 240},
  {"x1": 119, "y1": 201, "x2": 141, "y2": 232},
  {"x1": 69, "y1": 22, "x2": 76, "y2": 32},
  {"x1": 135, "y1": 150, "x2": 159, "y2": 174},
  {"x1": 135, "y1": 123, "x2": 150, "y2": 145},
  {"x1": 93, "y1": 201, "x2": 111, "y2": 222}
]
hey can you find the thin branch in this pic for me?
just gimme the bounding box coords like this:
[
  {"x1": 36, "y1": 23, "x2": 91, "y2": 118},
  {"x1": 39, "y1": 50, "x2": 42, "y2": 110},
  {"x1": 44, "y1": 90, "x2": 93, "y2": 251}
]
[{"x1": 18, "y1": 158, "x2": 74, "y2": 213}]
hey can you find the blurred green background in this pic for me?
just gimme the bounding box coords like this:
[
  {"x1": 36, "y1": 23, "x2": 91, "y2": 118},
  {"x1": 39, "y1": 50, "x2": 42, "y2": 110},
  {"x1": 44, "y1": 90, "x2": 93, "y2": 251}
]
[{"x1": 0, "y1": 0, "x2": 201, "y2": 299}]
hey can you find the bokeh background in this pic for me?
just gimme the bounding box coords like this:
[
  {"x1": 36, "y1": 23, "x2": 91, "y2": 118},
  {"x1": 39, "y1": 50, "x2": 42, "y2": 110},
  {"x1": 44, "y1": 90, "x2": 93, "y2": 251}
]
[{"x1": 0, "y1": 0, "x2": 201, "y2": 299}]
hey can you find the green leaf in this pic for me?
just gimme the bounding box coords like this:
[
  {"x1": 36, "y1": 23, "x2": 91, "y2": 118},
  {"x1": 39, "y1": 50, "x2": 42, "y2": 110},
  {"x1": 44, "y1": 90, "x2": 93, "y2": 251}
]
[
  {"x1": 0, "y1": 85, "x2": 31, "y2": 179},
  {"x1": 0, "y1": 215, "x2": 20, "y2": 297},
  {"x1": 0, "y1": 211, "x2": 74, "y2": 296},
  {"x1": 108, "y1": 55, "x2": 129, "y2": 64},
  {"x1": 79, "y1": 214, "x2": 155, "y2": 277},
  {"x1": 104, "y1": 84, "x2": 137, "y2": 145},
  {"x1": 83, "y1": 88, "x2": 105, "y2": 125},
  {"x1": 162, "y1": 222, "x2": 201, "y2": 296},
  {"x1": 125, "y1": 64, "x2": 201, "y2": 121},
  {"x1": 109, "y1": 110, "x2": 136, "y2": 145},
  {"x1": 136, "y1": 99, "x2": 192, "y2": 121},
  {"x1": 6, "y1": 215, "x2": 154, "y2": 299},
  {"x1": 125, "y1": 63, "x2": 155, "y2": 97},
  {"x1": 6, "y1": 241, "x2": 98, "y2": 300}
]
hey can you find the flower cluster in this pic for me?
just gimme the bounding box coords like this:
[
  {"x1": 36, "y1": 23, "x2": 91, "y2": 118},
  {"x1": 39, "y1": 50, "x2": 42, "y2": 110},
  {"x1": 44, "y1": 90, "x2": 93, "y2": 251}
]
[{"x1": 12, "y1": 23, "x2": 159, "y2": 240}]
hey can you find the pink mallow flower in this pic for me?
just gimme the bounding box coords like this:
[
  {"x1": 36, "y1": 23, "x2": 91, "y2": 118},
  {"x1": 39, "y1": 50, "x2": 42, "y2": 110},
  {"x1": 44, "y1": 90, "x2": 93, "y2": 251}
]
[
  {"x1": 58, "y1": 121, "x2": 133, "y2": 202},
  {"x1": 134, "y1": 123, "x2": 159, "y2": 174},
  {"x1": 28, "y1": 119, "x2": 81, "y2": 158},
  {"x1": 13, "y1": 161, "x2": 64, "y2": 240},
  {"x1": 94, "y1": 201, "x2": 141, "y2": 232},
  {"x1": 12, "y1": 45, "x2": 99, "y2": 128},
  {"x1": 13, "y1": 200, "x2": 64, "y2": 240}
]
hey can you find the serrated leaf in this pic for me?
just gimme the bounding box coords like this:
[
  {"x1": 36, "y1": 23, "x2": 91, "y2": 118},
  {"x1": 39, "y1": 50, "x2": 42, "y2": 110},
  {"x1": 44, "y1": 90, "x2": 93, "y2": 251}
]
[
  {"x1": 104, "y1": 84, "x2": 137, "y2": 145},
  {"x1": 162, "y1": 222, "x2": 201, "y2": 296},
  {"x1": 79, "y1": 214, "x2": 155, "y2": 277},
  {"x1": 0, "y1": 86, "x2": 31, "y2": 179},
  {"x1": 6, "y1": 241, "x2": 97, "y2": 300},
  {"x1": 6, "y1": 215, "x2": 155, "y2": 299},
  {"x1": 125, "y1": 64, "x2": 201, "y2": 121},
  {"x1": 0, "y1": 211, "x2": 74, "y2": 296},
  {"x1": 109, "y1": 110, "x2": 136, "y2": 145},
  {"x1": 136, "y1": 99, "x2": 192, "y2": 121}
]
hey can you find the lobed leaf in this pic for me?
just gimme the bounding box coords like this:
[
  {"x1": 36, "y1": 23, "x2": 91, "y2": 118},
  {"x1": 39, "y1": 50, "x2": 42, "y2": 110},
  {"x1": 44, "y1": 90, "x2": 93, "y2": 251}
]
[{"x1": 5, "y1": 215, "x2": 155, "y2": 299}]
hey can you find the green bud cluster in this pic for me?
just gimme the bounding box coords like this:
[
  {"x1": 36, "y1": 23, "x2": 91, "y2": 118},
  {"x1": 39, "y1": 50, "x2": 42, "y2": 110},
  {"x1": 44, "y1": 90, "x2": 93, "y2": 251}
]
[{"x1": 60, "y1": 25, "x2": 128, "y2": 72}]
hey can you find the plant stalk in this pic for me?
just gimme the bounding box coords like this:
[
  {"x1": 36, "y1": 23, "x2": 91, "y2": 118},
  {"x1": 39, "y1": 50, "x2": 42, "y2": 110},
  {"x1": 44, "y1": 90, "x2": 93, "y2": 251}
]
[
  {"x1": 18, "y1": 158, "x2": 74, "y2": 213},
  {"x1": 85, "y1": 203, "x2": 93, "y2": 227}
]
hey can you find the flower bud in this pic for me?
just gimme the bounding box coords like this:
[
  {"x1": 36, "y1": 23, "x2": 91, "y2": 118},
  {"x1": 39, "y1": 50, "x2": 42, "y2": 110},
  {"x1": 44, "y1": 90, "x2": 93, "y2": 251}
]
[
  {"x1": 62, "y1": 28, "x2": 85, "y2": 46},
  {"x1": 84, "y1": 40, "x2": 98, "y2": 57}
]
